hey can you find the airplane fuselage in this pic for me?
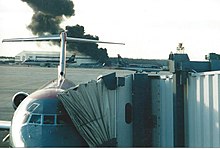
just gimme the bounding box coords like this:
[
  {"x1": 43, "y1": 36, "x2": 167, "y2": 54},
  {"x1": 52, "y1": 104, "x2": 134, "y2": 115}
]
[
  {"x1": 9, "y1": 79, "x2": 88, "y2": 147},
  {"x1": 23, "y1": 59, "x2": 60, "y2": 67}
]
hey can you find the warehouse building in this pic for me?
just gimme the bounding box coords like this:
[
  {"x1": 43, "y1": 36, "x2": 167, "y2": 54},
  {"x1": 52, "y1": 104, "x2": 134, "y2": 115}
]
[{"x1": 15, "y1": 50, "x2": 97, "y2": 66}]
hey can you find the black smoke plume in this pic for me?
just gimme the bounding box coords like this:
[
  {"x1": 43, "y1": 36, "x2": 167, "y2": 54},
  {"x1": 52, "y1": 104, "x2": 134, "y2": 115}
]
[
  {"x1": 21, "y1": 0, "x2": 110, "y2": 64},
  {"x1": 66, "y1": 25, "x2": 110, "y2": 64},
  {"x1": 22, "y1": 0, "x2": 74, "y2": 35}
]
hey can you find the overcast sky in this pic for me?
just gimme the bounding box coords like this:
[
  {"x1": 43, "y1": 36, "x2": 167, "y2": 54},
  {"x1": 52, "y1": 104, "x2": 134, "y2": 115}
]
[{"x1": 1, "y1": 0, "x2": 220, "y2": 60}]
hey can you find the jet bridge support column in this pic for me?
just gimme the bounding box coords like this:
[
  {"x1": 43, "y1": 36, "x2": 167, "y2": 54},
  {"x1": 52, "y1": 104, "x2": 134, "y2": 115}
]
[
  {"x1": 132, "y1": 73, "x2": 152, "y2": 147},
  {"x1": 116, "y1": 75, "x2": 133, "y2": 147}
]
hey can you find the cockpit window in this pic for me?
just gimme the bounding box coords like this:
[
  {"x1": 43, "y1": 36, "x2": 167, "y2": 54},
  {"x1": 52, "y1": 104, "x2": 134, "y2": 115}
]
[
  {"x1": 27, "y1": 114, "x2": 72, "y2": 125},
  {"x1": 57, "y1": 114, "x2": 72, "y2": 124},
  {"x1": 27, "y1": 103, "x2": 40, "y2": 112},
  {"x1": 43, "y1": 115, "x2": 55, "y2": 124},
  {"x1": 57, "y1": 115, "x2": 65, "y2": 124},
  {"x1": 29, "y1": 114, "x2": 41, "y2": 124},
  {"x1": 22, "y1": 113, "x2": 30, "y2": 124}
]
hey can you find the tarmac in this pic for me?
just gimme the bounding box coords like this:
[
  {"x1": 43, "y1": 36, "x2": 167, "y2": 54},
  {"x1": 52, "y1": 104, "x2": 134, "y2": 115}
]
[{"x1": 0, "y1": 65, "x2": 133, "y2": 147}]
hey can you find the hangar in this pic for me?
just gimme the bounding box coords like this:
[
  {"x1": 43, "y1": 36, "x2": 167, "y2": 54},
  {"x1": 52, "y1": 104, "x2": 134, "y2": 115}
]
[{"x1": 15, "y1": 50, "x2": 97, "y2": 66}]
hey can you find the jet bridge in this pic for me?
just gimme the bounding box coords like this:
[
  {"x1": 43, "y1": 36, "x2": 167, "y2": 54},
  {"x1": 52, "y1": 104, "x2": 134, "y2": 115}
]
[
  {"x1": 58, "y1": 72, "x2": 174, "y2": 147},
  {"x1": 58, "y1": 52, "x2": 220, "y2": 147}
]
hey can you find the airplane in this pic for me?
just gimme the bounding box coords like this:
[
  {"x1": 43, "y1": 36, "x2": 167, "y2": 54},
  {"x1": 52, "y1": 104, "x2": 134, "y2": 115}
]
[
  {"x1": 116, "y1": 54, "x2": 162, "y2": 73},
  {"x1": 0, "y1": 32, "x2": 124, "y2": 147},
  {"x1": 117, "y1": 66, "x2": 162, "y2": 73},
  {"x1": 22, "y1": 54, "x2": 76, "y2": 67}
]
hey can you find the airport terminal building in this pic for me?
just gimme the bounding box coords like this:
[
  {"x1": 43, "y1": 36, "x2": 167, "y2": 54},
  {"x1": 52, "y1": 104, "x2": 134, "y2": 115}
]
[{"x1": 15, "y1": 50, "x2": 97, "y2": 66}]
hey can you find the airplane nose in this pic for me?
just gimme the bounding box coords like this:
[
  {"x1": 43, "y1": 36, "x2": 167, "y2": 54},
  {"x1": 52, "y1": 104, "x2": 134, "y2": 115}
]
[{"x1": 19, "y1": 124, "x2": 88, "y2": 147}]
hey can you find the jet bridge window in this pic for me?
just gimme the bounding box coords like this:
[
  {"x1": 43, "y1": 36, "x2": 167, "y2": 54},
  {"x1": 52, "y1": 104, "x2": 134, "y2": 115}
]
[
  {"x1": 29, "y1": 114, "x2": 41, "y2": 124},
  {"x1": 43, "y1": 115, "x2": 55, "y2": 124},
  {"x1": 125, "y1": 103, "x2": 132, "y2": 124}
]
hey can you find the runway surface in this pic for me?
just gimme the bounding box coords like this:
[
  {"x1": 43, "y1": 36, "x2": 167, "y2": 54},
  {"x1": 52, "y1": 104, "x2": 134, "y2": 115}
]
[{"x1": 0, "y1": 65, "x2": 133, "y2": 147}]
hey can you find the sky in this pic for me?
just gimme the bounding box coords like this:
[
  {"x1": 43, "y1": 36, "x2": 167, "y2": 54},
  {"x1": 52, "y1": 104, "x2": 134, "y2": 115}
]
[{"x1": 1, "y1": 0, "x2": 220, "y2": 60}]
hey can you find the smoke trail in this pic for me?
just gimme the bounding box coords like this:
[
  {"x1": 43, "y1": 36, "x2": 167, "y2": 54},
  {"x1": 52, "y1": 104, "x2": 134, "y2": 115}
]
[{"x1": 21, "y1": 0, "x2": 74, "y2": 35}]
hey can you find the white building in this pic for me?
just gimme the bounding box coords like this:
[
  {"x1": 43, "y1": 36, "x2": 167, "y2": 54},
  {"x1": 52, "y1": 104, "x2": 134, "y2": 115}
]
[{"x1": 15, "y1": 51, "x2": 97, "y2": 66}]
